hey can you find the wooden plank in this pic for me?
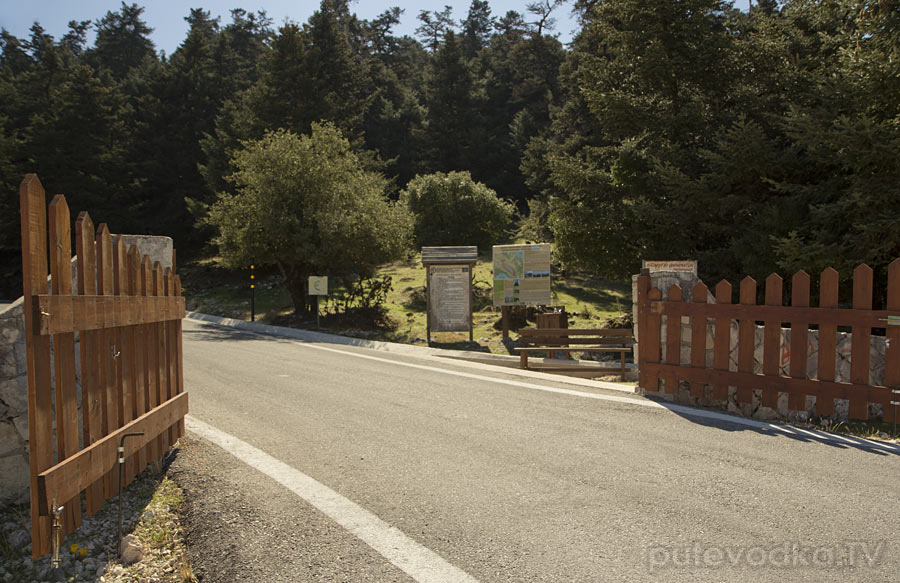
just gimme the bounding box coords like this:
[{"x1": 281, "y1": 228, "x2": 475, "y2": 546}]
[
  {"x1": 19, "y1": 174, "x2": 53, "y2": 557},
  {"x1": 95, "y1": 224, "x2": 118, "y2": 497},
  {"x1": 713, "y1": 280, "x2": 732, "y2": 401},
  {"x1": 762, "y1": 274, "x2": 782, "y2": 409},
  {"x1": 849, "y1": 265, "x2": 873, "y2": 419},
  {"x1": 516, "y1": 337, "x2": 633, "y2": 346},
  {"x1": 737, "y1": 277, "x2": 756, "y2": 406},
  {"x1": 516, "y1": 347, "x2": 631, "y2": 353},
  {"x1": 113, "y1": 237, "x2": 134, "y2": 485},
  {"x1": 817, "y1": 268, "x2": 839, "y2": 416},
  {"x1": 636, "y1": 272, "x2": 650, "y2": 390},
  {"x1": 48, "y1": 195, "x2": 81, "y2": 534},
  {"x1": 789, "y1": 271, "x2": 810, "y2": 412},
  {"x1": 649, "y1": 301, "x2": 898, "y2": 328},
  {"x1": 75, "y1": 212, "x2": 104, "y2": 514},
  {"x1": 885, "y1": 259, "x2": 900, "y2": 423},
  {"x1": 525, "y1": 365, "x2": 627, "y2": 373},
  {"x1": 644, "y1": 288, "x2": 662, "y2": 393},
  {"x1": 518, "y1": 328, "x2": 633, "y2": 336},
  {"x1": 642, "y1": 363, "x2": 893, "y2": 403},
  {"x1": 154, "y1": 263, "x2": 168, "y2": 457},
  {"x1": 174, "y1": 273, "x2": 186, "y2": 439},
  {"x1": 690, "y1": 282, "x2": 708, "y2": 397},
  {"x1": 664, "y1": 285, "x2": 683, "y2": 395},
  {"x1": 33, "y1": 295, "x2": 186, "y2": 334},
  {"x1": 36, "y1": 393, "x2": 189, "y2": 517},
  {"x1": 165, "y1": 268, "x2": 178, "y2": 448},
  {"x1": 143, "y1": 256, "x2": 160, "y2": 462},
  {"x1": 127, "y1": 246, "x2": 147, "y2": 474}
]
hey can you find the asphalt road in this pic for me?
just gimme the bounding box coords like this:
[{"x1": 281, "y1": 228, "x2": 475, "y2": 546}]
[{"x1": 178, "y1": 318, "x2": 899, "y2": 582}]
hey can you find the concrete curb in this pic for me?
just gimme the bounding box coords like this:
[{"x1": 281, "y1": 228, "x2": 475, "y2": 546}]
[{"x1": 185, "y1": 312, "x2": 639, "y2": 395}]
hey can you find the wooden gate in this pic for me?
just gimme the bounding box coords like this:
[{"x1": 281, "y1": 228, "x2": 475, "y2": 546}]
[
  {"x1": 19, "y1": 174, "x2": 188, "y2": 558},
  {"x1": 636, "y1": 261, "x2": 900, "y2": 421}
]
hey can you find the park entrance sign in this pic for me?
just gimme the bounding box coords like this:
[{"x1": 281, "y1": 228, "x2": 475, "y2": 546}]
[
  {"x1": 492, "y1": 243, "x2": 551, "y2": 306},
  {"x1": 422, "y1": 246, "x2": 478, "y2": 343}
]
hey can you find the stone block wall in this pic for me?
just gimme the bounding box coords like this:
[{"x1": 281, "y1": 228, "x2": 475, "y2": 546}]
[{"x1": 0, "y1": 299, "x2": 30, "y2": 504}]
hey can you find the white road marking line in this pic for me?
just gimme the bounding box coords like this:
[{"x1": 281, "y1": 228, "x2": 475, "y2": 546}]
[
  {"x1": 185, "y1": 415, "x2": 480, "y2": 583},
  {"x1": 192, "y1": 319, "x2": 900, "y2": 455}
]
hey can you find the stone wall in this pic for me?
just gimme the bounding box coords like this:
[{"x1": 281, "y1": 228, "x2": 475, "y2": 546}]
[
  {"x1": 0, "y1": 298, "x2": 29, "y2": 503},
  {"x1": 0, "y1": 235, "x2": 173, "y2": 505}
]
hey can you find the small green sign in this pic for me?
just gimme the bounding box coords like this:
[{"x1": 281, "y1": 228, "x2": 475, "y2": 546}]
[
  {"x1": 887, "y1": 315, "x2": 900, "y2": 326},
  {"x1": 308, "y1": 276, "x2": 328, "y2": 295}
]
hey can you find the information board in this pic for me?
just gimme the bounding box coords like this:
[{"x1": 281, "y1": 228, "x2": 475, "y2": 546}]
[
  {"x1": 492, "y1": 243, "x2": 551, "y2": 306},
  {"x1": 429, "y1": 265, "x2": 471, "y2": 332}
]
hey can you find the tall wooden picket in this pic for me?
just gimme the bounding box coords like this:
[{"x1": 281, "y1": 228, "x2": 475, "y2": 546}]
[
  {"x1": 154, "y1": 263, "x2": 168, "y2": 459},
  {"x1": 690, "y1": 283, "x2": 708, "y2": 398},
  {"x1": 664, "y1": 285, "x2": 683, "y2": 394},
  {"x1": 48, "y1": 196, "x2": 81, "y2": 533},
  {"x1": 737, "y1": 277, "x2": 756, "y2": 405},
  {"x1": 789, "y1": 271, "x2": 810, "y2": 412},
  {"x1": 20, "y1": 175, "x2": 54, "y2": 556},
  {"x1": 18, "y1": 174, "x2": 188, "y2": 559},
  {"x1": 850, "y1": 265, "x2": 873, "y2": 419},
  {"x1": 75, "y1": 211, "x2": 105, "y2": 515},
  {"x1": 127, "y1": 245, "x2": 148, "y2": 475},
  {"x1": 712, "y1": 281, "x2": 732, "y2": 401},
  {"x1": 817, "y1": 268, "x2": 839, "y2": 416},
  {"x1": 762, "y1": 274, "x2": 782, "y2": 408},
  {"x1": 143, "y1": 256, "x2": 160, "y2": 463}
]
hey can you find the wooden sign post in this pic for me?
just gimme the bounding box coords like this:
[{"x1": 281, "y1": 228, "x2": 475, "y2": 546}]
[{"x1": 422, "y1": 247, "x2": 478, "y2": 344}]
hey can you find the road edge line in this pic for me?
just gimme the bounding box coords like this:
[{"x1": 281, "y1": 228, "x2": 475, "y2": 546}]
[{"x1": 185, "y1": 415, "x2": 480, "y2": 583}]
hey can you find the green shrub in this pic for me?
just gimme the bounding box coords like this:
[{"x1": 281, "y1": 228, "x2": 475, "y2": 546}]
[{"x1": 400, "y1": 171, "x2": 514, "y2": 252}]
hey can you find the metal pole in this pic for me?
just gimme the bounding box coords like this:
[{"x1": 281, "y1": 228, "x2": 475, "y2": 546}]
[
  {"x1": 250, "y1": 265, "x2": 255, "y2": 322},
  {"x1": 316, "y1": 295, "x2": 320, "y2": 329}
]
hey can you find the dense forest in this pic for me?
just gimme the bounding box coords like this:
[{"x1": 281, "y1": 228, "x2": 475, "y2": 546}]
[{"x1": 1, "y1": 0, "x2": 898, "y2": 302}]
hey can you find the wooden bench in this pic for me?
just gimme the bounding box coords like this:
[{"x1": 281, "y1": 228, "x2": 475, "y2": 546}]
[{"x1": 515, "y1": 328, "x2": 633, "y2": 373}]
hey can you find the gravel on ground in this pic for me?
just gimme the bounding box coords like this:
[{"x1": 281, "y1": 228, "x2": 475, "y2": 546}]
[{"x1": 0, "y1": 449, "x2": 196, "y2": 583}]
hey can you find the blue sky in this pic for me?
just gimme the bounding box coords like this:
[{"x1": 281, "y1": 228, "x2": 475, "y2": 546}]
[
  {"x1": 2, "y1": 1, "x2": 750, "y2": 56},
  {"x1": 2, "y1": 1, "x2": 580, "y2": 55}
]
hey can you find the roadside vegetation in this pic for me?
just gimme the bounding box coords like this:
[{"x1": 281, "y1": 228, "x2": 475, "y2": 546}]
[{"x1": 181, "y1": 252, "x2": 632, "y2": 355}]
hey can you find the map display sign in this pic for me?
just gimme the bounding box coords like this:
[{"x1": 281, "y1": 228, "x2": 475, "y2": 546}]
[
  {"x1": 429, "y1": 265, "x2": 471, "y2": 332},
  {"x1": 492, "y1": 243, "x2": 551, "y2": 306}
]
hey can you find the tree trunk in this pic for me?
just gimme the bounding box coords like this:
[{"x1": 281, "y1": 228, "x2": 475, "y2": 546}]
[{"x1": 279, "y1": 263, "x2": 315, "y2": 317}]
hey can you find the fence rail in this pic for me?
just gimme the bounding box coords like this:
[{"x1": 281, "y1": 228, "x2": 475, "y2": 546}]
[
  {"x1": 19, "y1": 174, "x2": 188, "y2": 558},
  {"x1": 636, "y1": 261, "x2": 900, "y2": 422}
]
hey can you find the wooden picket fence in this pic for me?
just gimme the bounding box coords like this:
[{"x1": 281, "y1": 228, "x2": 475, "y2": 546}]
[
  {"x1": 636, "y1": 261, "x2": 900, "y2": 421},
  {"x1": 19, "y1": 174, "x2": 188, "y2": 558}
]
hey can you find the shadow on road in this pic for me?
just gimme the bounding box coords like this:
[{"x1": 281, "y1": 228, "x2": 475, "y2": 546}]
[{"x1": 648, "y1": 396, "x2": 900, "y2": 458}]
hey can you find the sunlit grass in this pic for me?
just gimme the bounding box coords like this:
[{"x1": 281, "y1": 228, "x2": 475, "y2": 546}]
[{"x1": 180, "y1": 252, "x2": 633, "y2": 355}]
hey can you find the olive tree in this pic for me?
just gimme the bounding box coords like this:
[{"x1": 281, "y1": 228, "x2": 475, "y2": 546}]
[{"x1": 207, "y1": 123, "x2": 413, "y2": 315}]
